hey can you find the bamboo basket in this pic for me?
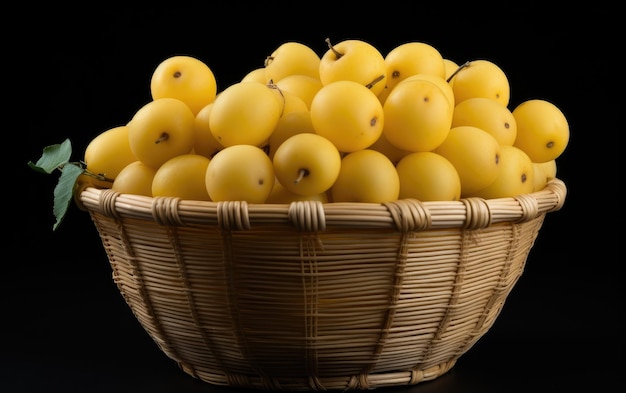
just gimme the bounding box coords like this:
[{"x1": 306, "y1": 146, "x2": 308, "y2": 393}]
[{"x1": 78, "y1": 177, "x2": 566, "y2": 391}]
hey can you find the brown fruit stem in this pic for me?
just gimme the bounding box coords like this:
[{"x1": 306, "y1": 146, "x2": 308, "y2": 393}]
[
  {"x1": 325, "y1": 38, "x2": 343, "y2": 59},
  {"x1": 447, "y1": 61, "x2": 470, "y2": 83},
  {"x1": 155, "y1": 132, "x2": 169, "y2": 144},
  {"x1": 87, "y1": 171, "x2": 114, "y2": 183},
  {"x1": 366, "y1": 74, "x2": 385, "y2": 90},
  {"x1": 74, "y1": 161, "x2": 114, "y2": 182},
  {"x1": 267, "y1": 80, "x2": 285, "y2": 116},
  {"x1": 294, "y1": 168, "x2": 310, "y2": 184}
]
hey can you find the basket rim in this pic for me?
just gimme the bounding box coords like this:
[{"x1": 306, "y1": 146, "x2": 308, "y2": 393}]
[{"x1": 78, "y1": 178, "x2": 566, "y2": 232}]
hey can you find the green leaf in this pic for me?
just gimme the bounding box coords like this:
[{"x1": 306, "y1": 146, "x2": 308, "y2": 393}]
[
  {"x1": 27, "y1": 138, "x2": 73, "y2": 174},
  {"x1": 52, "y1": 163, "x2": 84, "y2": 231}
]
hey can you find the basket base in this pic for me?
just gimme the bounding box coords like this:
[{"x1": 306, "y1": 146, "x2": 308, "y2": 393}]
[{"x1": 177, "y1": 359, "x2": 457, "y2": 391}]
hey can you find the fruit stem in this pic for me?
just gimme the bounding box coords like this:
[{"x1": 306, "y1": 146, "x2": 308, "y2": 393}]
[
  {"x1": 83, "y1": 170, "x2": 114, "y2": 183},
  {"x1": 325, "y1": 38, "x2": 343, "y2": 59},
  {"x1": 71, "y1": 161, "x2": 114, "y2": 182},
  {"x1": 366, "y1": 74, "x2": 385, "y2": 89},
  {"x1": 268, "y1": 80, "x2": 285, "y2": 116},
  {"x1": 447, "y1": 61, "x2": 470, "y2": 83},
  {"x1": 294, "y1": 168, "x2": 310, "y2": 184},
  {"x1": 155, "y1": 132, "x2": 169, "y2": 144}
]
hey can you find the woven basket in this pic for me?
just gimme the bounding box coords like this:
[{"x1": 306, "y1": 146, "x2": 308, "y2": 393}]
[{"x1": 78, "y1": 178, "x2": 566, "y2": 391}]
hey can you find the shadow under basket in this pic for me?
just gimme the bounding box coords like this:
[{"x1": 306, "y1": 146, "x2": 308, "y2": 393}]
[{"x1": 78, "y1": 178, "x2": 566, "y2": 391}]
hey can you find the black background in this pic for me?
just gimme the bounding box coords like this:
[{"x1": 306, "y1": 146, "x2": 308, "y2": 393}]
[{"x1": 6, "y1": 4, "x2": 622, "y2": 392}]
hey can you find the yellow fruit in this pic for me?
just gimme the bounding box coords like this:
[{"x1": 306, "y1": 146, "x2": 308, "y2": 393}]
[
  {"x1": 512, "y1": 99, "x2": 569, "y2": 163},
  {"x1": 272, "y1": 133, "x2": 341, "y2": 196},
  {"x1": 152, "y1": 154, "x2": 212, "y2": 201},
  {"x1": 451, "y1": 97, "x2": 517, "y2": 145},
  {"x1": 275, "y1": 74, "x2": 323, "y2": 109},
  {"x1": 268, "y1": 110, "x2": 315, "y2": 160},
  {"x1": 319, "y1": 39, "x2": 387, "y2": 96},
  {"x1": 401, "y1": 73, "x2": 455, "y2": 109},
  {"x1": 192, "y1": 102, "x2": 223, "y2": 159},
  {"x1": 270, "y1": 86, "x2": 309, "y2": 116},
  {"x1": 84, "y1": 125, "x2": 137, "y2": 181},
  {"x1": 205, "y1": 144, "x2": 275, "y2": 203},
  {"x1": 382, "y1": 77, "x2": 453, "y2": 152},
  {"x1": 376, "y1": 85, "x2": 393, "y2": 105},
  {"x1": 241, "y1": 67, "x2": 269, "y2": 84},
  {"x1": 310, "y1": 80, "x2": 384, "y2": 153},
  {"x1": 468, "y1": 145, "x2": 534, "y2": 199},
  {"x1": 450, "y1": 59, "x2": 510, "y2": 107},
  {"x1": 150, "y1": 55, "x2": 217, "y2": 115},
  {"x1": 384, "y1": 41, "x2": 446, "y2": 92},
  {"x1": 396, "y1": 151, "x2": 461, "y2": 201},
  {"x1": 539, "y1": 159, "x2": 557, "y2": 179},
  {"x1": 128, "y1": 97, "x2": 195, "y2": 168},
  {"x1": 368, "y1": 132, "x2": 411, "y2": 166},
  {"x1": 330, "y1": 149, "x2": 400, "y2": 203},
  {"x1": 112, "y1": 161, "x2": 158, "y2": 196},
  {"x1": 76, "y1": 174, "x2": 112, "y2": 190},
  {"x1": 265, "y1": 179, "x2": 329, "y2": 204},
  {"x1": 208, "y1": 81, "x2": 282, "y2": 147},
  {"x1": 443, "y1": 58, "x2": 460, "y2": 81},
  {"x1": 532, "y1": 159, "x2": 558, "y2": 192},
  {"x1": 264, "y1": 41, "x2": 321, "y2": 82},
  {"x1": 434, "y1": 126, "x2": 502, "y2": 196}
]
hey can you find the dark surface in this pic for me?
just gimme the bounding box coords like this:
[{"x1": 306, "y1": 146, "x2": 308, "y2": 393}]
[{"x1": 7, "y1": 4, "x2": 622, "y2": 392}]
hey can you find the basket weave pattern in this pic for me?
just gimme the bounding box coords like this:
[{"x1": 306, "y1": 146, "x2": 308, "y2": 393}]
[{"x1": 79, "y1": 178, "x2": 566, "y2": 391}]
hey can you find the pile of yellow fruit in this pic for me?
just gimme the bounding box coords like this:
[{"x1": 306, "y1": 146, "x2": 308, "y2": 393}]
[{"x1": 81, "y1": 39, "x2": 569, "y2": 204}]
